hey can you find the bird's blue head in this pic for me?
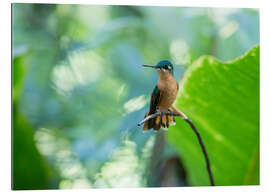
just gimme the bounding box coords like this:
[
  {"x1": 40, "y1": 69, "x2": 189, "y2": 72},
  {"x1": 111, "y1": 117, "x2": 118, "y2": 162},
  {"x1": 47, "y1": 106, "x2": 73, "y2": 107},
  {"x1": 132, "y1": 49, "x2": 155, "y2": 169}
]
[{"x1": 143, "y1": 60, "x2": 174, "y2": 75}]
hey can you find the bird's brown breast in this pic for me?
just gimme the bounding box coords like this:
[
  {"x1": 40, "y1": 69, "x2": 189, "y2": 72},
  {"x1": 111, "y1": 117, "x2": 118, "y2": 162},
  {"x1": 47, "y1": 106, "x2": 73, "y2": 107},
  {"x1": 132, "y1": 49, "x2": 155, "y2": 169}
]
[{"x1": 157, "y1": 71, "x2": 178, "y2": 111}]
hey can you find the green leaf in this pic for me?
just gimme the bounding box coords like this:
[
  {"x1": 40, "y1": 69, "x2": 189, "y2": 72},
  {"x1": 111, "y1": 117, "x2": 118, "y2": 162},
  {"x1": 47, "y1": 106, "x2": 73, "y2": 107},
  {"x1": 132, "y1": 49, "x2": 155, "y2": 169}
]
[
  {"x1": 13, "y1": 107, "x2": 49, "y2": 190},
  {"x1": 167, "y1": 45, "x2": 259, "y2": 186}
]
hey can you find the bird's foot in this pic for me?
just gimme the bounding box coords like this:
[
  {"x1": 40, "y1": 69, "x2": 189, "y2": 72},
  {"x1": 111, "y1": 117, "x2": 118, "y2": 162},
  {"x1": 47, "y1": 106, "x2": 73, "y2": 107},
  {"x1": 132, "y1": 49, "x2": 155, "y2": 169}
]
[
  {"x1": 156, "y1": 109, "x2": 168, "y2": 116},
  {"x1": 167, "y1": 108, "x2": 176, "y2": 126}
]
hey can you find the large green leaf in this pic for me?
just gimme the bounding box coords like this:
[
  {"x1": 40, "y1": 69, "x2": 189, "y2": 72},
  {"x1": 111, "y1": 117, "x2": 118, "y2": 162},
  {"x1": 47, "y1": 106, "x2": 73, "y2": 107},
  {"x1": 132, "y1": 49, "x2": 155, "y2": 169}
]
[{"x1": 167, "y1": 45, "x2": 259, "y2": 186}]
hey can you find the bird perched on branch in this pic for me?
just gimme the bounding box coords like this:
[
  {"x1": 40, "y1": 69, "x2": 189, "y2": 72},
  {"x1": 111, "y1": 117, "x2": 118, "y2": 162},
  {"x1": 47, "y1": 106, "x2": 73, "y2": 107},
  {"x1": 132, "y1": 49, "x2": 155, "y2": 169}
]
[
  {"x1": 140, "y1": 61, "x2": 215, "y2": 185},
  {"x1": 142, "y1": 60, "x2": 180, "y2": 132}
]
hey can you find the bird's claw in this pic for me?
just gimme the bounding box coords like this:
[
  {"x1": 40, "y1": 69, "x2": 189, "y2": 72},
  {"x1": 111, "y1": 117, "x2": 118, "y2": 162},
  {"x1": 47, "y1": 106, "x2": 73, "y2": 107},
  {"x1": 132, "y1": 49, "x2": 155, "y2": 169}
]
[{"x1": 157, "y1": 109, "x2": 169, "y2": 116}]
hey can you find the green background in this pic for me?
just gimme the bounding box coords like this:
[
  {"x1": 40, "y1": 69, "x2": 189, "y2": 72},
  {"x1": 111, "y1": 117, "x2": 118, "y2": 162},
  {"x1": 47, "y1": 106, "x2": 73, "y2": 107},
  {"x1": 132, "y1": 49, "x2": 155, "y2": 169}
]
[{"x1": 12, "y1": 4, "x2": 259, "y2": 189}]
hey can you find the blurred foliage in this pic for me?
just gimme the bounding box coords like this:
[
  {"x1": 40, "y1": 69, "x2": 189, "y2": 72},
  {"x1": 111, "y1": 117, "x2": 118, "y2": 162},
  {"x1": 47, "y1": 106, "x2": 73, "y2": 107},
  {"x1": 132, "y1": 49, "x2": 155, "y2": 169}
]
[
  {"x1": 13, "y1": 106, "x2": 51, "y2": 190},
  {"x1": 13, "y1": 53, "x2": 49, "y2": 190},
  {"x1": 12, "y1": 3, "x2": 259, "y2": 189},
  {"x1": 168, "y1": 45, "x2": 259, "y2": 186}
]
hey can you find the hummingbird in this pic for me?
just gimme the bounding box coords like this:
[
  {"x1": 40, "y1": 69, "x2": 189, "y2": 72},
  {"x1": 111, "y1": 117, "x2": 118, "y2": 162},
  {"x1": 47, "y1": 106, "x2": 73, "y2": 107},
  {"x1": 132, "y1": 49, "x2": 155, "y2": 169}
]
[{"x1": 142, "y1": 60, "x2": 179, "y2": 132}]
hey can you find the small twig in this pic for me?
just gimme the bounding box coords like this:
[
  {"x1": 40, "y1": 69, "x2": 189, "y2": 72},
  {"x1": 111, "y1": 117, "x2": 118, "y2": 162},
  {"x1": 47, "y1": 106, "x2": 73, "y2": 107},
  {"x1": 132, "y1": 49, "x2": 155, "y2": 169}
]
[
  {"x1": 138, "y1": 107, "x2": 215, "y2": 186},
  {"x1": 137, "y1": 111, "x2": 179, "y2": 126}
]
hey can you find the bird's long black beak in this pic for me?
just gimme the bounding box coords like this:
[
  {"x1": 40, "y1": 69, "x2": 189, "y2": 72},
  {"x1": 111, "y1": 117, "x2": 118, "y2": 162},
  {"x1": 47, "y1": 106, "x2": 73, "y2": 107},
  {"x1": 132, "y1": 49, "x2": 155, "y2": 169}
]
[{"x1": 143, "y1": 64, "x2": 158, "y2": 69}]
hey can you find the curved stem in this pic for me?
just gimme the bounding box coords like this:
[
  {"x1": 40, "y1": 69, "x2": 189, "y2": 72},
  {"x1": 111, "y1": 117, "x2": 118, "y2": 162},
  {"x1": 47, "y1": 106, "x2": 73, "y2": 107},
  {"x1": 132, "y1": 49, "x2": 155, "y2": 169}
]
[
  {"x1": 183, "y1": 118, "x2": 215, "y2": 186},
  {"x1": 138, "y1": 107, "x2": 215, "y2": 186}
]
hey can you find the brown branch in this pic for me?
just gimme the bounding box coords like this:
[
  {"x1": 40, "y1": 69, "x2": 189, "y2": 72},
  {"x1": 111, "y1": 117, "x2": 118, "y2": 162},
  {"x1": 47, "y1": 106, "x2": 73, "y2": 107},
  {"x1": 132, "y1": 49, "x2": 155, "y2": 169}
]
[{"x1": 138, "y1": 107, "x2": 215, "y2": 186}]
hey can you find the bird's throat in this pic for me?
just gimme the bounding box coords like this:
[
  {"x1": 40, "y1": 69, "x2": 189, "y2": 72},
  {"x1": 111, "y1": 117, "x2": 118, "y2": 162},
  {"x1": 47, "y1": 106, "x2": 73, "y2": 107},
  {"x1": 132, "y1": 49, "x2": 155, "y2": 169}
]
[{"x1": 158, "y1": 70, "x2": 174, "y2": 81}]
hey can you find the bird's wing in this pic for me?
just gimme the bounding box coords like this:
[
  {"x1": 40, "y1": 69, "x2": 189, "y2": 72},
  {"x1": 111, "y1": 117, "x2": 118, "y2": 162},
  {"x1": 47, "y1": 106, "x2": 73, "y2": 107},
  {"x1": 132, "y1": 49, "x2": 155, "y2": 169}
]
[
  {"x1": 145, "y1": 85, "x2": 161, "y2": 130},
  {"x1": 149, "y1": 85, "x2": 160, "y2": 115}
]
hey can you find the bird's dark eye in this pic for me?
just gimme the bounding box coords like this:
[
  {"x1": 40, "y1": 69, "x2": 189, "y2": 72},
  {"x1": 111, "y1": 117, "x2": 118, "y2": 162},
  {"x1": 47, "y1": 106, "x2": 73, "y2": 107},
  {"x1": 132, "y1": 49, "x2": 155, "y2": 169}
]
[{"x1": 164, "y1": 65, "x2": 168, "y2": 70}]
